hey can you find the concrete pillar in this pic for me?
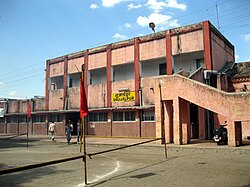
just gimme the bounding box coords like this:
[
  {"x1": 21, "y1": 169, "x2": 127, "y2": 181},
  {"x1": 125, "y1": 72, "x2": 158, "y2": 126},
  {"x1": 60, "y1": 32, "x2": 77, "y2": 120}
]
[
  {"x1": 173, "y1": 97, "x2": 182, "y2": 144},
  {"x1": 198, "y1": 106, "x2": 206, "y2": 139},
  {"x1": 217, "y1": 74, "x2": 221, "y2": 90},
  {"x1": 166, "y1": 30, "x2": 172, "y2": 75},
  {"x1": 106, "y1": 45, "x2": 112, "y2": 108},
  {"x1": 180, "y1": 99, "x2": 191, "y2": 144},
  {"x1": 45, "y1": 60, "x2": 50, "y2": 111},
  {"x1": 227, "y1": 120, "x2": 242, "y2": 147},
  {"x1": 63, "y1": 56, "x2": 68, "y2": 110},
  {"x1": 134, "y1": 37, "x2": 140, "y2": 106},
  {"x1": 155, "y1": 81, "x2": 162, "y2": 139},
  {"x1": 235, "y1": 121, "x2": 242, "y2": 146},
  {"x1": 163, "y1": 100, "x2": 173, "y2": 143},
  {"x1": 203, "y1": 20, "x2": 213, "y2": 70}
]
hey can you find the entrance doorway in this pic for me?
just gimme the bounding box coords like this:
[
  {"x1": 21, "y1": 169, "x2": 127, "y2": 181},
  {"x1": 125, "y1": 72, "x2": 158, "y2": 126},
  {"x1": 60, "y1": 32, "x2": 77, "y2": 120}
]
[
  {"x1": 66, "y1": 112, "x2": 80, "y2": 135},
  {"x1": 190, "y1": 103, "x2": 199, "y2": 139},
  {"x1": 205, "y1": 110, "x2": 214, "y2": 140}
]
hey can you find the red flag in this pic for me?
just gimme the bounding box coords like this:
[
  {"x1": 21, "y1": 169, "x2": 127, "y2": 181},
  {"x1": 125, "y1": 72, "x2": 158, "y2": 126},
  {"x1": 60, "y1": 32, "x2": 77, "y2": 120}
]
[
  {"x1": 80, "y1": 77, "x2": 88, "y2": 118},
  {"x1": 27, "y1": 102, "x2": 31, "y2": 118}
]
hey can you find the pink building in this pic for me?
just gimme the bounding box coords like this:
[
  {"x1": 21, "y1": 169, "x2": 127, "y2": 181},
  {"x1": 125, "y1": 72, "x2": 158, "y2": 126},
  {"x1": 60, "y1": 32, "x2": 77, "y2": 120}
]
[{"x1": 0, "y1": 20, "x2": 249, "y2": 147}]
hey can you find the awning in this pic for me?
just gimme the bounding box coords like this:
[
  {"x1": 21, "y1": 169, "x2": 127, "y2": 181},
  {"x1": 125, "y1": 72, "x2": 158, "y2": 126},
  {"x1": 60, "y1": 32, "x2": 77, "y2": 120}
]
[{"x1": 3, "y1": 105, "x2": 156, "y2": 116}]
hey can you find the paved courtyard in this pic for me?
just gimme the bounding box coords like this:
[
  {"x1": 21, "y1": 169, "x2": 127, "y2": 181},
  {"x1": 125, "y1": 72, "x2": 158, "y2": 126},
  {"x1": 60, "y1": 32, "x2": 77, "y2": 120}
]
[{"x1": 0, "y1": 135, "x2": 250, "y2": 187}]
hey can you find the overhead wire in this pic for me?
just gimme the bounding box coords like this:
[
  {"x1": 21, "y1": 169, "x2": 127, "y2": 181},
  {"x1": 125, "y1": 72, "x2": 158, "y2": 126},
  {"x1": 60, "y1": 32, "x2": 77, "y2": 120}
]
[
  {"x1": 1, "y1": 75, "x2": 44, "y2": 88},
  {"x1": 0, "y1": 61, "x2": 44, "y2": 79},
  {"x1": 0, "y1": 68, "x2": 45, "y2": 82},
  {"x1": 3, "y1": 72, "x2": 45, "y2": 85},
  {"x1": 1, "y1": 0, "x2": 249, "y2": 97},
  {"x1": 0, "y1": 77, "x2": 45, "y2": 98}
]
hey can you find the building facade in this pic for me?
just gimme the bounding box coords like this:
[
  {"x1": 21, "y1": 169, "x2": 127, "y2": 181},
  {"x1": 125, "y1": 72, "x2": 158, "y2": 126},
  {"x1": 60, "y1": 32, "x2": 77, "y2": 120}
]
[{"x1": 0, "y1": 20, "x2": 249, "y2": 147}]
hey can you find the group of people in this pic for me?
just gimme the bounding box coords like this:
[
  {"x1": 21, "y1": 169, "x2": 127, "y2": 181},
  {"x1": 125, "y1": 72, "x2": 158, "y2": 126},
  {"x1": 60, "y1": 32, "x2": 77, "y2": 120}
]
[{"x1": 48, "y1": 120, "x2": 82, "y2": 144}]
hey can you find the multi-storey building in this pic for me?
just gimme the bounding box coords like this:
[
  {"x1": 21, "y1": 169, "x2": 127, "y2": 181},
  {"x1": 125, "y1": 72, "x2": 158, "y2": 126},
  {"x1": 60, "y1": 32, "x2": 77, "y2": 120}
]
[{"x1": 0, "y1": 20, "x2": 249, "y2": 147}]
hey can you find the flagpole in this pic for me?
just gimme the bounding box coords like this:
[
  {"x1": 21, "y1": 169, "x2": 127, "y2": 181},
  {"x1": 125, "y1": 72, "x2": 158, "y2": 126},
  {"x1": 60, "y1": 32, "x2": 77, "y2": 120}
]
[
  {"x1": 80, "y1": 64, "x2": 88, "y2": 185},
  {"x1": 81, "y1": 116, "x2": 87, "y2": 185},
  {"x1": 80, "y1": 119, "x2": 83, "y2": 153}
]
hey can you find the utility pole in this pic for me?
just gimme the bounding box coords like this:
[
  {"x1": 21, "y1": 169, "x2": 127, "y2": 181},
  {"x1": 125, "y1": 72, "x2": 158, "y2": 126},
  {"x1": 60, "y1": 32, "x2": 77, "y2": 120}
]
[{"x1": 216, "y1": 2, "x2": 220, "y2": 30}]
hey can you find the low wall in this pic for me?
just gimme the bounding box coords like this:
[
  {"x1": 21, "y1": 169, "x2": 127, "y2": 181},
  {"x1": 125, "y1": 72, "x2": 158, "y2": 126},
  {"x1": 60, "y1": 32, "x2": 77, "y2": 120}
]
[
  {"x1": 7, "y1": 123, "x2": 18, "y2": 134},
  {"x1": 87, "y1": 122, "x2": 111, "y2": 136},
  {"x1": 0, "y1": 123, "x2": 6, "y2": 133},
  {"x1": 112, "y1": 122, "x2": 140, "y2": 137},
  {"x1": 33, "y1": 123, "x2": 48, "y2": 135},
  {"x1": 141, "y1": 122, "x2": 156, "y2": 138}
]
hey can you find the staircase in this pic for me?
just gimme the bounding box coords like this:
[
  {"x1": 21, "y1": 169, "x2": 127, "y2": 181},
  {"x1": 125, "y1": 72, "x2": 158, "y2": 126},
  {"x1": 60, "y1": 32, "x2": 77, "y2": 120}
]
[
  {"x1": 159, "y1": 74, "x2": 250, "y2": 121},
  {"x1": 155, "y1": 74, "x2": 250, "y2": 146}
]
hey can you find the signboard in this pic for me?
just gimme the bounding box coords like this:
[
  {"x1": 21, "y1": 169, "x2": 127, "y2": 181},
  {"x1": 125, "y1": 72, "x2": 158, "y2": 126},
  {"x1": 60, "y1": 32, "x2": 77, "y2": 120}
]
[
  {"x1": 0, "y1": 108, "x2": 4, "y2": 118},
  {"x1": 112, "y1": 91, "x2": 135, "y2": 102}
]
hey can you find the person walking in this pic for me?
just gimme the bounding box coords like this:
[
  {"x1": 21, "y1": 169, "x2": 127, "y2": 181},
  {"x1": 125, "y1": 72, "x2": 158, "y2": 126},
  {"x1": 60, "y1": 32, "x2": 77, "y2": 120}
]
[
  {"x1": 48, "y1": 121, "x2": 56, "y2": 141},
  {"x1": 65, "y1": 121, "x2": 72, "y2": 145},
  {"x1": 70, "y1": 120, "x2": 74, "y2": 133}
]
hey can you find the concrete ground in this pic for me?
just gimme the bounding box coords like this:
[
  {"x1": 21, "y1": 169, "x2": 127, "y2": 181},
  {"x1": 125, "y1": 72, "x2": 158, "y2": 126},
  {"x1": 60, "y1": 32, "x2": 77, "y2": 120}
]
[{"x1": 0, "y1": 135, "x2": 250, "y2": 187}]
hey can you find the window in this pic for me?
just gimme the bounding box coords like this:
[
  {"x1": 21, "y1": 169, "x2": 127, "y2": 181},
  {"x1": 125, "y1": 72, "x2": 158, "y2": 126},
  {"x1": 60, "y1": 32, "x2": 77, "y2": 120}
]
[
  {"x1": 159, "y1": 63, "x2": 167, "y2": 75},
  {"x1": 112, "y1": 63, "x2": 134, "y2": 82},
  {"x1": 89, "y1": 68, "x2": 106, "y2": 85},
  {"x1": 57, "y1": 115, "x2": 62, "y2": 122},
  {"x1": 113, "y1": 112, "x2": 123, "y2": 121},
  {"x1": 141, "y1": 110, "x2": 155, "y2": 121},
  {"x1": 89, "y1": 113, "x2": 98, "y2": 121},
  {"x1": 0, "y1": 117, "x2": 5, "y2": 123},
  {"x1": 125, "y1": 111, "x2": 135, "y2": 121},
  {"x1": 69, "y1": 78, "x2": 73, "y2": 88},
  {"x1": 69, "y1": 73, "x2": 81, "y2": 88},
  {"x1": 8, "y1": 116, "x2": 18, "y2": 123},
  {"x1": 89, "y1": 112, "x2": 108, "y2": 122},
  {"x1": 33, "y1": 115, "x2": 46, "y2": 123},
  {"x1": 99, "y1": 112, "x2": 107, "y2": 121},
  {"x1": 19, "y1": 115, "x2": 27, "y2": 123},
  {"x1": 49, "y1": 114, "x2": 62, "y2": 122},
  {"x1": 196, "y1": 58, "x2": 204, "y2": 69},
  {"x1": 49, "y1": 115, "x2": 56, "y2": 122},
  {"x1": 50, "y1": 76, "x2": 63, "y2": 90},
  {"x1": 113, "y1": 111, "x2": 135, "y2": 121}
]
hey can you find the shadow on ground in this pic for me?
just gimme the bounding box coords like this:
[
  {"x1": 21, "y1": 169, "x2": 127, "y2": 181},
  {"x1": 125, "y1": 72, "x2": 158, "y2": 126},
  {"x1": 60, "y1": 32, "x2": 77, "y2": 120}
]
[
  {"x1": 0, "y1": 163, "x2": 75, "y2": 187},
  {"x1": 0, "y1": 135, "x2": 40, "y2": 149},
  {"x1": 87, "y1": 158, "x2": 174, "y2": 187}
]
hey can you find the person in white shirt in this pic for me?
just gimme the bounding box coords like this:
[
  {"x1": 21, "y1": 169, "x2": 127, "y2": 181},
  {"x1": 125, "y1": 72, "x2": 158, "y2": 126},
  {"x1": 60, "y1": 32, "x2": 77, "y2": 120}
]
[{"x1": 48, "y1": 121, "x2": 56, "y2": 141}]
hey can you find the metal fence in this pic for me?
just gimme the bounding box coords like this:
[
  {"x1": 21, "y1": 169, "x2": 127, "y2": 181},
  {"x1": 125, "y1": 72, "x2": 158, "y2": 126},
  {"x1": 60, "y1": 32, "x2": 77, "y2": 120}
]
[{"x1": 0, "y1": 136, "x2": 167, "y2": 185}]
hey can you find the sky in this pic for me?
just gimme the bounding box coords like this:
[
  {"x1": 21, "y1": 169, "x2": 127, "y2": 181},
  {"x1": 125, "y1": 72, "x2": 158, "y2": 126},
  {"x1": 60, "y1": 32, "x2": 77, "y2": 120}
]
[{"x1": 0, "y1": 0, "x2": 250, "y2": 99}]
